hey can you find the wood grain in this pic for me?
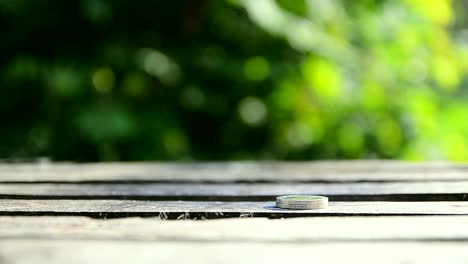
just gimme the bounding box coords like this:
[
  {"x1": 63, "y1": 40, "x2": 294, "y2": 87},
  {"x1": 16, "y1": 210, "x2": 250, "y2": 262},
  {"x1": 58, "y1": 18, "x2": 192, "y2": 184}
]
[
  {"x1": 0, "y1": 182, "x2": 466, "y2": 201},
  {"x1": 1, "y1": 200, "x2": 468, "y2": 218},
  {"x1": 1, "y1": 216, "x2": 468, "y2": 242},
  {"x1": 1, "y1": 240, "x2": 468, "y2": 264},
  {"x1": 1, "y1": 161, "x2": 468, "y2": 183}
]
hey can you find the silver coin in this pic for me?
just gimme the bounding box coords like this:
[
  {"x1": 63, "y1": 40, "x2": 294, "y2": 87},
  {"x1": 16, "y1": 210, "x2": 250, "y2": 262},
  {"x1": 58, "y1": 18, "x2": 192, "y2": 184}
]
[{"x1": 276, "y1": 195, "x2": 328, "y2": 210}]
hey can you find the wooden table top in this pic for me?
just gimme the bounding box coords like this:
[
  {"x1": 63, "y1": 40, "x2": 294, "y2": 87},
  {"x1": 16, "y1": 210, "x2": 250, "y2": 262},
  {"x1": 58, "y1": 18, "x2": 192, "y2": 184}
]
[{"x1": 1, "y1": 161, "x2": 467, "y2": 263}]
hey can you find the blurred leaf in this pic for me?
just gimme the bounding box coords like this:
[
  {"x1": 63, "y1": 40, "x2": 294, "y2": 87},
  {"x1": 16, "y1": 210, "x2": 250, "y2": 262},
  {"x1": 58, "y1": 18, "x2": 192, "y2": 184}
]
[
  {"x1": 76, "y1": 103, "x2": 136, "y2": 142},
  {"x1": 275, "y1": 0, "x2": 307, "y2": 17}
]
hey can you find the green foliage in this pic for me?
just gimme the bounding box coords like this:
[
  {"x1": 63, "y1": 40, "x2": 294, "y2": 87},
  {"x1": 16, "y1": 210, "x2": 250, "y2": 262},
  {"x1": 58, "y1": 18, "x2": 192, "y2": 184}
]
[
  {"x1": 0, "y1": 0, "x2": 467, "y2": 161},
  {"x1": 238, "y1": 0, "x2": 468, "y2": 160}
]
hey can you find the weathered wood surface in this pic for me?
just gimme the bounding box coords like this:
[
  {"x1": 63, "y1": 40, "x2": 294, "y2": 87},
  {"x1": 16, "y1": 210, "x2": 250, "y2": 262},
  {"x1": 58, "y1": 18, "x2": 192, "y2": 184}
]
[
  {"x1": 1, "y1": 200, "x2": 468, "y2": 218},
  {"x1": 1, "y1": 161, "x2": 468, "y2": 182},
  {"x1": 1, "y1": 216, "x2": 468, "y2": 241},
  {"x1": 0, "y1": 182, "x2": 467, "y2": 201},
  {"x1": 1, "y1": 161, "x2": 467, "y2": 264},
  {"x1": 1, "y1": 240, "x2": 468, "y2": 264}
]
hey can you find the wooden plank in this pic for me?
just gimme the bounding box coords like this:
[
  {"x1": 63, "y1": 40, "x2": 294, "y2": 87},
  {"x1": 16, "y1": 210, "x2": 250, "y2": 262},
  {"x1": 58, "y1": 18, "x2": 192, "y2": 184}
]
[
  {"x1": 0, "y1": 182, "x2": 467, "y2": 201},
  {"x1": 1, "y1": 200, "x2": 467, "y2": 218},
  {"x1": 1, "y1": 216, "x2": 468, "y2": 242},
  {"x1": 1, "y1": 240, "x2": 468, "y2": 264},
  {"x1": 1, "y1": 161, "x2": 468, "y2": 183}
]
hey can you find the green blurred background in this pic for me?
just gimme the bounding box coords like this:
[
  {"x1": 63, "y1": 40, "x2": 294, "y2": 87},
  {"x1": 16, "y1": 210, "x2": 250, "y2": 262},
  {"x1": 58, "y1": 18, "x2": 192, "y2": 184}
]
[{"x1": 1, "y1": 0, "x2": 468, "y2": 161}]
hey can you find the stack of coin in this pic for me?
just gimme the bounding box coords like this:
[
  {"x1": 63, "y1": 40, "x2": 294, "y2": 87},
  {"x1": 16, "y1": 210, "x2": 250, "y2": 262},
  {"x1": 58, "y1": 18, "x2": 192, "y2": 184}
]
[{"x1": 276, "y1": 195, "x2": 328, "y2": 210}]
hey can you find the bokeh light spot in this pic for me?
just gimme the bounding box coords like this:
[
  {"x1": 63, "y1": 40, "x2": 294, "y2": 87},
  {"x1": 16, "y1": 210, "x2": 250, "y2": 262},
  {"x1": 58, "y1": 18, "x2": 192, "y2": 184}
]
[
  {"x1": 92, "y1": 68, "x2": 115, "y2": 94},
  {"x1": 286, "y1": 121, "x2": 315, "y2": 149},
  {"x1": 431, "y1": 55, "x2": 460, "y2": 91},
  {"x1": 164, "y1": 129, "x2": 189, "y2": 157},
  {"x1": 244, "y1": 56, "x2": 270, "y2": 81},
  {"x1": 141, "y1": 49, "x2": 181, "y2": 85},
  {"x1": 302, "y1": 58, "x2": 342, "y2": 102},
  {"x1": 47, "y1": 67, "x2": 81, "y2": 97},
  {"x1": 180, "y1": 86, "x2": 205, "y2": 110},
  {"x1": 121, "y1": 73, "x2": 148, "y2": 98},
  {"x1": 238, "y1": 97, "x2": 268, "y2": 126},
  {"x1": 376, "y1": 119, "x2": 403, "y2": 155},
  {"x1": 360, "y1": 81, "x2": 385, "y2": 110},
  {"x1": 443, "y1": 133, "x2": 468, "y2": 161},
  {"x1": 337, "y1": 123, "x2": 364, "y2": 158},
  {"x1": 406, "y1": 0, "x2": 453, "y2": 26}
]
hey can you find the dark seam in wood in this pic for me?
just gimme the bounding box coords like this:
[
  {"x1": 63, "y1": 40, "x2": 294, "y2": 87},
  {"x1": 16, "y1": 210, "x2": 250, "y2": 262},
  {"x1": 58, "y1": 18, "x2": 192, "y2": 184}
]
[
  {"x1": 2, "y1": 179, "x2": 468, "y2": 184},
  {"x1": 1, "y1": 212, "x2": 467, "y2": 219},
  {"x1": 0, "y1": 194, "x2": 466, "y2": 202}
]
